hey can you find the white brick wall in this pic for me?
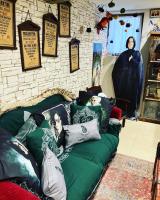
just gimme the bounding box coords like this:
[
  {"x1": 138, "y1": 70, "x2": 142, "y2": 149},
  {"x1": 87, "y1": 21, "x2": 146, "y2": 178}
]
[{"x1": 0, "y1": 0, "x2": 107, "y2": 109}]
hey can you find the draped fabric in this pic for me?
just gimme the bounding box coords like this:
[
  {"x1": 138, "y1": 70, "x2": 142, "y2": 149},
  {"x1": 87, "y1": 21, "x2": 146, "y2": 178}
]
[{"x1": 112, "y1": 49, "x2": 144, "y2": 118}]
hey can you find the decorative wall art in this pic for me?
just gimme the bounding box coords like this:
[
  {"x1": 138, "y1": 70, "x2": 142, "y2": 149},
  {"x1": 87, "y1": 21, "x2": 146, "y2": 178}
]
[
  {"x1": 42, "y1": 10, "x2": 58, "y2": 57},
  {"x1": 58, "y1": 1, "x2": 71, "y2": 37},
  {"x1": 149, "y1": 34, "x2": 160, "y2": 61},
  {"x1": 69, "y1": 38, "x2": 80, "y2": 73},
  {"x1": 0, "y1": 0, "x2": 16, "y2": 49},
  {"x1": 92, "y1": 43, "x2": 102, "y2": 86},
  {"x1": 150, "y1": 8, "x2": 160, "y2": 18},
  {"x1": 18, "y1": 19, "x2": 41, "y2": 71}
]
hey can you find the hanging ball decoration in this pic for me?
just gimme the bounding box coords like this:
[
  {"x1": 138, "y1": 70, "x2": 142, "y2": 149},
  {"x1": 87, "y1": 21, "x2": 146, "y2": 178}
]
[
  {"x1": 98, "y1": 6, "x2": 104, "y2": 13},
  {"x1": 126, "y1": 23, "x2": 131, "y2": 28},
  {"x1": 120, "y1": 8, "x2": 126, "y2": 13},
  {"x1": 136, "y1": 29, "x2": 140, "y2": 32},
  {"x1": 113, "y1": 15, "x2": 119, "y2": 19},
  {"x1": 119, "y1": 20, "x2": 125, "y2": 25},
  {"x1": 108, "y1": 0, "x2": 115, "y2": 8},
  {"x1": 133, "y1": 13, "x2": 138, "y2": 17},
  {"x1": 125, "y1": 29, "x2": 128, "y2": 32},
  {"x1": 110, "y1": 40, "x2": 113, "y2": 43}
]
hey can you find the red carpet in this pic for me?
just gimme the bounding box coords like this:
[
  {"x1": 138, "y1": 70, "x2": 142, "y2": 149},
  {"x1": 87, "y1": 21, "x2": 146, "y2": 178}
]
[{"x1": 93, "y1": 154, "x2": 154, "y2": 200}]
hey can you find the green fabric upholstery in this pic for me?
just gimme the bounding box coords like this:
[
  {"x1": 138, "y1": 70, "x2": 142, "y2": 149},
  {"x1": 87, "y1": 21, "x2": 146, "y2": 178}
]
[
  {"x1": 0, "y1": 94, "x2": 65, "y2": 135},
  {"x1": 61, "y1": 154, "x2": 102, "y2": 200},
  {"x1": 68, "y1": 133, "x2": 119, "y2": 168}
]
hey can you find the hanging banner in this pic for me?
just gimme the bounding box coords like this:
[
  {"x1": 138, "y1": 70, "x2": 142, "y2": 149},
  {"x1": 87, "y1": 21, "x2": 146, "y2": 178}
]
[
  {"x1": 58, "y1": 2, "x2": 71, "y2": 37},
  {"x1": 0, "y1": 0, "x2": 16, "y2": 49},
  {"x1": 42, "y1": 13, "x2": 58, "y2": 57},
  {"x1": 18, "y1": 20, "x2": 41, "y2": 71},
  {"x1": 69, "y1": 38, "x2": 80, "y2": 73}
]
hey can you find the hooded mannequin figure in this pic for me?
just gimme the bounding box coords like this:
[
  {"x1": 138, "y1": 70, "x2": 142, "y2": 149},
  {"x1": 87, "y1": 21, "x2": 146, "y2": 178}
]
[{"x1": 112, "y1": 36, "x2": 144, "y2": 119}]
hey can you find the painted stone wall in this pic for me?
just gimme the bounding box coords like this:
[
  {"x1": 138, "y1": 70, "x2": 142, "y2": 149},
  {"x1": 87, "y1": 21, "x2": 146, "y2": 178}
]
[{"x1": 0, "y1": 0, "x2": 106, "y2": 110}]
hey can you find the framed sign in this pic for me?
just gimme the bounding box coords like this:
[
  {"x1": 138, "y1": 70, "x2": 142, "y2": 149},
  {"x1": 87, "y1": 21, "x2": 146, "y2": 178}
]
[
  {"x1": 150, "y1": 8, "x2": 160, "y2": 18},
  {"x1": 18, "y1": 20, "x2": 41, "y2": 71},
  {"x1": 58, "y1": 1, "x2": 71, "y2": 37},
  {"x1": 42, "y1": 13, "x2": 58, "y2": 57},
  {"x1": 69, "y1": 38, "x2": 80, "y2": 73},
  {"x1": 0, "y1": 0, "x2": 17, "y2": 49}
]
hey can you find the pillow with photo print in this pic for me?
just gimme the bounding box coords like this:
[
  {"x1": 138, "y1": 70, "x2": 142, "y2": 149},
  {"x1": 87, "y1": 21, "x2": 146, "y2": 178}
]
[
  {"x1": 32, "y1": 104, "x2": 70, "y2": 148},
  {"x1": 86, "y1": 96, "x2": 113, "y2": 133},
  {"x1": 0, "y1": 128, "x2": 41, "y2": 195}
]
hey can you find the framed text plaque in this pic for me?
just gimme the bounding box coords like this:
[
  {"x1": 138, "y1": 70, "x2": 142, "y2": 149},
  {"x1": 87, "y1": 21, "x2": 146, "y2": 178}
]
[
  {"x1": 18, "y1": 20, "x2": 41, "y2": 71},
  {"x1": 69, "y1": 38, "x2": 80, "y2": 73},
  {"x1": 58, "y1": 1, "x2": 71, "y2": 37},
  {"x1": 0, "y1": 0, "x2": 16, "y2": 49},
  {"x1": 42, "y1": 13, "x2": 58, "y2": 57}
]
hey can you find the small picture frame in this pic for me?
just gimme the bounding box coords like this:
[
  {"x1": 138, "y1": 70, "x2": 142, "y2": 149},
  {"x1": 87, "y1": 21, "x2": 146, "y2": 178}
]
[
  {"x1": 150, "y1": 8, "x2": 160, "y2": 18},
  {"x1": 42, "y1": 13, "x2": 58, "y2": 57},
  {"x1": 0, "y1": 0, "x2": 17, "y2": 49},
  {"x1": 58, "y1": 1, "x2": 71, "y2": 37},
  {"x1": 18, "y1": 20, "x2": 42, "y2": 71},
  {"x1": 69, "y1": 38, "x2": 80, "y2": 73}
]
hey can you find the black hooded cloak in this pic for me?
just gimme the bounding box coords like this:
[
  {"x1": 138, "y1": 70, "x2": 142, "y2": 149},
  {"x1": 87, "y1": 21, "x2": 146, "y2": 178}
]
[{"x1": 112, "y1": 49, "x2": 144, "y2": 118}]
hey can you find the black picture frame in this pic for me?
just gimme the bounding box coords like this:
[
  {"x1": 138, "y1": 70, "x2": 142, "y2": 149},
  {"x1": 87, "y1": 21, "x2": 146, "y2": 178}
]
[
  {"x1": 42, "y1": 13, "x2": 58, "y2": 57},
  {"x1": 69, "y1": 38, "x2": 80, "y2": 73},
  {"x1": 18, "y1": 20, "x2": 42, "y2": 71},
  {"x1": 58, "y1": 1, "x2": 71, "y2": 38},
  {"x1": 150, "y1": 8, "x2": 160, "y2": 18},
  {"x1": 0, "y1": 0, "x2": 17, "y2": 50}
]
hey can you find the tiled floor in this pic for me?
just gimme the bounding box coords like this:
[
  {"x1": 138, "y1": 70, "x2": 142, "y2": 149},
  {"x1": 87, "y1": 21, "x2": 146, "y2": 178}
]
[{"x1": 117, "y1": 119, "x2": 160, "y2": 162}]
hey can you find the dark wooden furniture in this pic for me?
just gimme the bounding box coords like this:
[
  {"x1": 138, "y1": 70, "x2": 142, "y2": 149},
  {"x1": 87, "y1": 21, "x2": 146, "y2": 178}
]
[{"x1": 140, "y1": 32, "x2": 160, "y2": 124}]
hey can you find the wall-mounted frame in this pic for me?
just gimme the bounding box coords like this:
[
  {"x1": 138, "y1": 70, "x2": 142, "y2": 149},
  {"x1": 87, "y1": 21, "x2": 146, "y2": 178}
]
[
  {"x1": 150, "y1": 8, "x2": 160, "y2": 18},
  {"x1": 69, "y1": 38, "x2": 80, "y2": 73},
  {"x1": 0, "y1": 0, "x2": 17, "y2": 49},
  {"x1": 58, "y1": 1, "x2": 71, "y2": 37},
  {"x1": 18, "y1": 20, "x2": 41, "y2": 71},
  {"x1": 42, "y1": 13, "x2": 58, "y2": 57}
]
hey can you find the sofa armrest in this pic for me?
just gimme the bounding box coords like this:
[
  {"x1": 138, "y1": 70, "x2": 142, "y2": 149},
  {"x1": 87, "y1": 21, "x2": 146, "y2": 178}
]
[{"x1": 110, "y1": 106, "x2": 122, "y2": 120}]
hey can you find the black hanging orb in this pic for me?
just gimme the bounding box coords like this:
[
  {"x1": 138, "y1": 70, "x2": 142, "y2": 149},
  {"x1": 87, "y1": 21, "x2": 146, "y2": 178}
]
[
  {"x1": 98, "y1": 6, "x2": 104, "y2": 13},
  {"x1": 120, "y1": 8, "x2": 125, "y2": 13},
  {"x1": 126, "y1": 23, "x2": 131, "y2": 28},
  {"x1": 136, "y1": 29, "x2": 140, "y2": 32},
  {"x1": 110, "y1": 40, "x2": 113, "y2": 43},
  {"x1": 108, "y1": 0, "x2": 115, "y2": 8},
  {"x1": 133, "y1": 13, "x2": 138, "y2": 17}
]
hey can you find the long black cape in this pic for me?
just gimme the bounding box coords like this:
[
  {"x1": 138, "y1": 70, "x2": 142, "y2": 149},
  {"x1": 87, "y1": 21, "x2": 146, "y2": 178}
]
[{"x1": 112, "y1": 49, "x2": 144, "y2": 117}]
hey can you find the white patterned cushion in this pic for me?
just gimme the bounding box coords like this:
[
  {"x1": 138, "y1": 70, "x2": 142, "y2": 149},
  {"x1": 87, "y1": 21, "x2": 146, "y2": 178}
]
[{"x1": 63, "y1": 119, "x2": 101, "y2": 148}]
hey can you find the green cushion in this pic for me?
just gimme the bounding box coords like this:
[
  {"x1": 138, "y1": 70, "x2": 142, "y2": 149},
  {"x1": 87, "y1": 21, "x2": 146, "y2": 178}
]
[
  {"x1": 69, "y1": 133, "x2": 119, "y2": 168},
  {"x1": 107, "y1": 123, "x2": 121, "y2": 137},
  {"x1": 0, "y1": 94, "x2": 65, "y2": 135},
  {"x1": 71, "y1": 103, "x2": 102, "y2": 129},
  {"x1": 26, "y1": 120, "x2": 60, "y2": 166},
  {"x1": 61, "y1": 154, "x2": 102, "y2": 200}
]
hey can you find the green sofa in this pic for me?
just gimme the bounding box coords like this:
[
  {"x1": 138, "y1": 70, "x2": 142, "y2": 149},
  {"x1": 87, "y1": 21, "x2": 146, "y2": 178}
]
[{"x1": 0, "y1": 94, "x2": 120, "y2": 200}]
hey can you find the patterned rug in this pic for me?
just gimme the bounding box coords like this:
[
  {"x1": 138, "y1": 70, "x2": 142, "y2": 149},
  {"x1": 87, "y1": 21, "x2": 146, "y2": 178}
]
[{"x1": 93, "y1": 154, "x2": 154, "y2": 200}]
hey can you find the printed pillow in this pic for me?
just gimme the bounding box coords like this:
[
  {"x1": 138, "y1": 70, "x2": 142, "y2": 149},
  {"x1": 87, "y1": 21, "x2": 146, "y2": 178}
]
[
  {"x1": 0, "y1": 181, "x2": 41, "y2": 200},
  {"x1": 33, "y1": 104, "x2": 70, "y2": 148},
  {"x1": 71, "y1": 103, "x2": 102, "y2": 128},
  {"x1": 63, "y1": 119, "x2": 101, "y2": 148},
  {"x1": 86, "y1": 96, "x2": 113, "y2": 133},
  {"x1": 0, "y1": 128, "x2": 41, "y2": 195},
  {"x1": 16, "y1": 116, "x2": 37, "y2": 144},
  {"x1": 26, "y1": 120, "x2": 62, "y2": 167},
  {"x1": 41, "y1": 148, "x2": 67, "y2": 200}
]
